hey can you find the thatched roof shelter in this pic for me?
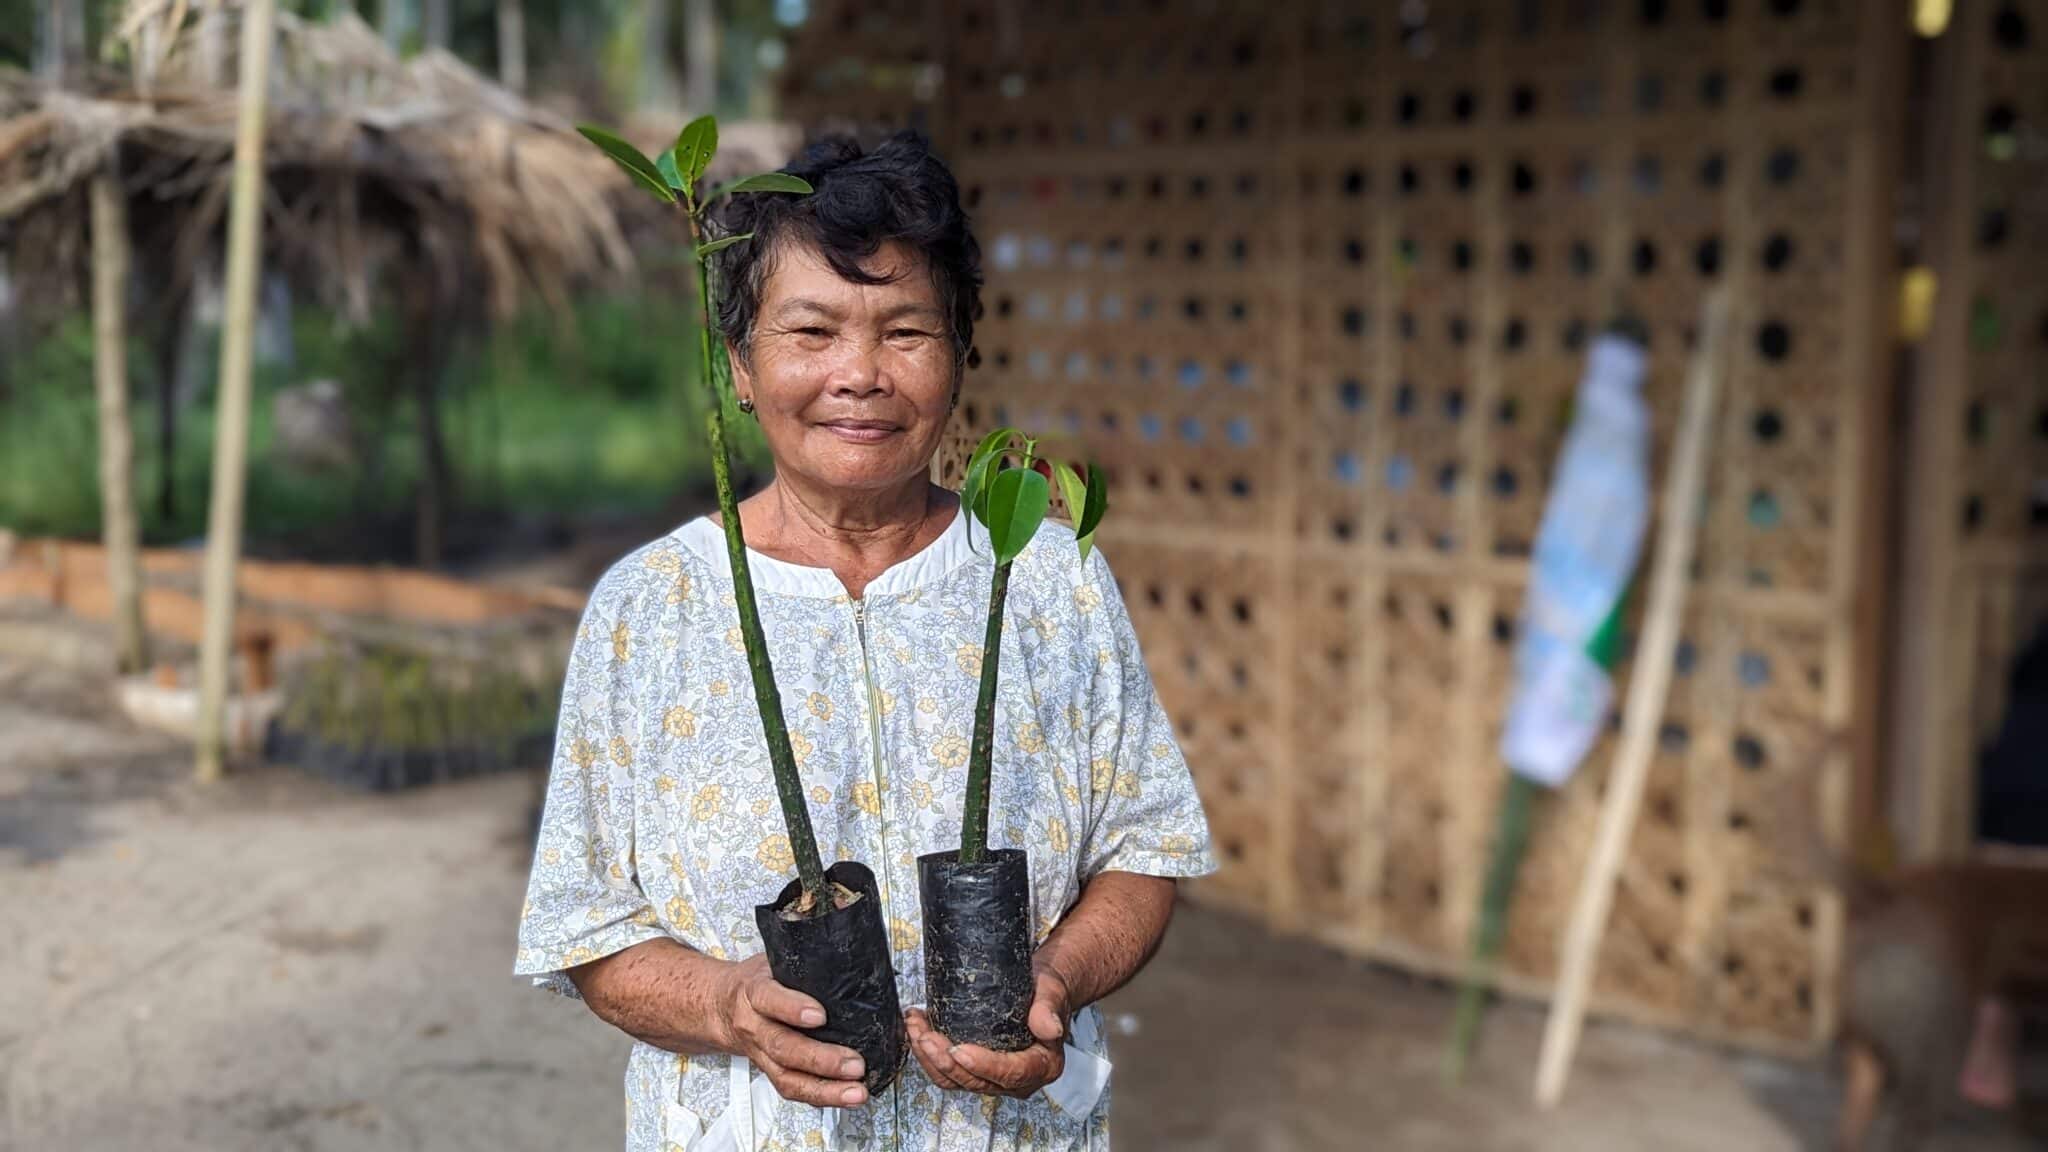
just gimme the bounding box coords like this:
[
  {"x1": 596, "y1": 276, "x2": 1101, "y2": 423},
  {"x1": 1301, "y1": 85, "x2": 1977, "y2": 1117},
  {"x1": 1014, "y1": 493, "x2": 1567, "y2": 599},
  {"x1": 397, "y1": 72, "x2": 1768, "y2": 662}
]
[
  {"x1": 0, "y1": 3, "x2": 797, "y2": 565},
  {"x1": 0, "y1": 5, "x2": 654, "y2": 327}
]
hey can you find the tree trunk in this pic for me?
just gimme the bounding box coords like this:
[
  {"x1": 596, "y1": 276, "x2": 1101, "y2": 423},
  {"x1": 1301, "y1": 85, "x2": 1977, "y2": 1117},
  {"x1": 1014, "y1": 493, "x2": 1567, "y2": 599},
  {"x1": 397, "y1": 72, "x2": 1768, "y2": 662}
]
[
  {"x1": 422, "y1": 0, "x2": 450, "y2": 50},
  {"x1": 195, "y1": 0, "x2": 277, "y2": 784},
  {"x1": 496, "y1": 0, "x2": 526, "y2": 92},
  {"x1": 156, "y1": 290, "x2": 192, "y2": 524},
  {"x1": 640, "y1": 0, "x2": 679, "y2": 113},
  {"x1": 197, "y1": 3, "x2": 227, "y2": 85},
  {"x1": 380, "y1": 0, "x2": 410, "y2": 51},
  {"x1": 683, "y1": 0, "x2": 718, "y2": 114},
  {"x1": 91, "y1": 160, "x2": 150, "y2": 676},
  {"x1": 38, "y1": 0, "x2": 80, "y2": 85},
  {"x1": 412, "y1": 316, "x2": 455, "y2": 570}
]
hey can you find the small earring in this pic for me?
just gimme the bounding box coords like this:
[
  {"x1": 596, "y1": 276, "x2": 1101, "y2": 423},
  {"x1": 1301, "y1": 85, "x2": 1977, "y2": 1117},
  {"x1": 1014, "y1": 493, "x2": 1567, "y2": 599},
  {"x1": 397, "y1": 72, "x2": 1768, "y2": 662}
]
[{"x1": 737, "y1": 396, "x2": 755, "y2": 415}]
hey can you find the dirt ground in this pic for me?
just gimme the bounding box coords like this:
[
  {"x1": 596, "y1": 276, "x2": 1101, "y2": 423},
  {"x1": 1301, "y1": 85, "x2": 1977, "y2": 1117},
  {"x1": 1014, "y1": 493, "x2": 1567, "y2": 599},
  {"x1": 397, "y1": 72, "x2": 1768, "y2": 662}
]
[{"x1": 2, "y1": 640, "x2": 2038, "y2": 1152}]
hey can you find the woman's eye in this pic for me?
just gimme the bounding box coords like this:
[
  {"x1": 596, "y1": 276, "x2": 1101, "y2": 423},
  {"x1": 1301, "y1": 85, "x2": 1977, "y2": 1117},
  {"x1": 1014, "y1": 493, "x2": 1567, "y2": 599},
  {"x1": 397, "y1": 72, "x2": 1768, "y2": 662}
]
[
  {"x1": 889, "y1": 329, "x2": 932, "y2": 341},
  {"x1": 796, "y1": 327, "x2": 832, "y2": 338}
]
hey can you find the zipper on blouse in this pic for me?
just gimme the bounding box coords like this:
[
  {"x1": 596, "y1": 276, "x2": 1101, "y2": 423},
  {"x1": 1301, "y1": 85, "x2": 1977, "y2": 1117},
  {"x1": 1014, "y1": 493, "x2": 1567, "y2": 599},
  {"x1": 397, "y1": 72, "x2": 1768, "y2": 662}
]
[{"x1": 851, "y1": 597, "x2": 904, "y2": 1148}]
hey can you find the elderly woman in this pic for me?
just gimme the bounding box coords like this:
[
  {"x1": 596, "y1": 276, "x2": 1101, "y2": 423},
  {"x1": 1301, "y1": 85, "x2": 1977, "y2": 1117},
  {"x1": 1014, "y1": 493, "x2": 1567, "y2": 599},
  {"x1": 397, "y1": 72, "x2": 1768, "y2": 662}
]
[{"x1": 514, "y1": 132, "x2": 1214, "y2": 1152}]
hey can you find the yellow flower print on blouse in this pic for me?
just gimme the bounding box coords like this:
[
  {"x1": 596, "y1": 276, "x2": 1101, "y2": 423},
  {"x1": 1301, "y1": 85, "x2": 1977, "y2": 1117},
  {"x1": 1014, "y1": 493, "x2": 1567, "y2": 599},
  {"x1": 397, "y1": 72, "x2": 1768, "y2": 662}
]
[
  {"x1": 888, "y1": 917, "x2": 919, "y2": 951},
  {"x1": 1047, "y1": 816, "x2": 1070, "y2": 854},
  {"x1": 932, "y1": 733, "x2": 969, "y2": 768},
  {"x1": 1090, "y1": 756, "x2": 1115, "y2": 792},
  {"x1": 851, "y1": 781, "x2": 882, "y2": 815},
  {"x1": 806, "y1": 692, "x2": 834, "y2": 721},
  {"x1": 664, "y1": 894, "x2": 698, "y2": 933},
  {"x1": 609, "y1": 736, "x2": 635, "y2": 769},
  {"x1": 955, "y1": 643, "x2": 983, "y2": 677},
  {"x1": 690, "y1": 784, "x2": 726, "y2": 823},
  {"x1": 662, "y1": 706, "x2": 698, "y2": 739},
  {"x1": 611, "y1": 619, "x2": 632, "y2": 663},
  {"x1": 756, "y1": 835, "x2": 794, "y2": 874},
  {"x1": 787, "y1": 730, "x2": 814, "y2": 765},
  {"x1": 1016, "y1": 721, "x2": 1047, "y2": 755},
  {"x1": 665, "y1": 572, "x2": 693, "y2": 605},
  {"x1": 810, "y1": 785, "x2": 832, "y2": 804},
  {"x1": 570, "y1": 738, "x2": 599, "y2": 771}
]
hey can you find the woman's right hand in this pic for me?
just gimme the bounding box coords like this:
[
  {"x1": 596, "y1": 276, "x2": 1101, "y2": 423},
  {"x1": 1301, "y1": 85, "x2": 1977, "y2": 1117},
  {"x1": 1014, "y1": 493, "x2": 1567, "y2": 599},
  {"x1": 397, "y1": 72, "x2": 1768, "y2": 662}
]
[{"x1": 712, "y1": 953, "x2": 870, "y2": 1107}]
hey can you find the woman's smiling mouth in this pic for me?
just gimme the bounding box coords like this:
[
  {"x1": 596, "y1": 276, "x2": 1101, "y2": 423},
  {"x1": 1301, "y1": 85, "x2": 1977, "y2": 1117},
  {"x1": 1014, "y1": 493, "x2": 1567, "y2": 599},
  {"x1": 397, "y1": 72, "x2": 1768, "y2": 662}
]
[{"x1": 819, "y1": 419, "x2": 901, "y2": 443}]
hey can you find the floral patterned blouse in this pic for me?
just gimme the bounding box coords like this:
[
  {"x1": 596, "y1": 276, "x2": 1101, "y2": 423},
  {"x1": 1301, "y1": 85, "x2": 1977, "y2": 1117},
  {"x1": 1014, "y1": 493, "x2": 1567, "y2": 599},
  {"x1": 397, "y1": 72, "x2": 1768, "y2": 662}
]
[{"x1": 514, "y1": 506, "x2": 1216, "y2": 1152}]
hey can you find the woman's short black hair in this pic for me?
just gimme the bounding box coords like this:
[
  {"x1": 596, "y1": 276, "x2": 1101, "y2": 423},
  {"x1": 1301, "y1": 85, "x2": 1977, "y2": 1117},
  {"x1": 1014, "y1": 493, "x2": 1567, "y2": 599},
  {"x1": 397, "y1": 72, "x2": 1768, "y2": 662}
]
[{"x1": 710, "y1": 131, "x2": 982, "y2": 372}]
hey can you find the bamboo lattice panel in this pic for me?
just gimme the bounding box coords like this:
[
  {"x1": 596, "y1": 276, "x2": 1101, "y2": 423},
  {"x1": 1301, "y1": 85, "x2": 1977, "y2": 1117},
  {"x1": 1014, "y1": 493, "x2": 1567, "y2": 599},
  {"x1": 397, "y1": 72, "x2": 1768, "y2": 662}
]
[
  {"x1": 788, "y1": 0, "x2": 1899, "y2": 1051},
  {"x1": 1903, "y1": 0, "x2": 2048, "y2": 855}
]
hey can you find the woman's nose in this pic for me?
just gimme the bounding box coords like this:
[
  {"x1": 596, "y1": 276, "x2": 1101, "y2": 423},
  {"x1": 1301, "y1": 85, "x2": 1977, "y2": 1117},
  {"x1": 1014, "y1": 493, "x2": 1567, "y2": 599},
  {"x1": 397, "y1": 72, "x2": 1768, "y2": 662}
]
[{"x1": 830, "y1": 343, "x2": 891, "y2": 396}]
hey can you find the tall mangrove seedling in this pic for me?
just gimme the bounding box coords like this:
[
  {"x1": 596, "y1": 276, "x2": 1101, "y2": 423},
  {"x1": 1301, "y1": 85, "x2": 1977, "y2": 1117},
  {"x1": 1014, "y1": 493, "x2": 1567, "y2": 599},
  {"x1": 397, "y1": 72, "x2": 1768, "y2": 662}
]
[{"x1": 576, "y1": 118, "x2": 830, "y2": 912}]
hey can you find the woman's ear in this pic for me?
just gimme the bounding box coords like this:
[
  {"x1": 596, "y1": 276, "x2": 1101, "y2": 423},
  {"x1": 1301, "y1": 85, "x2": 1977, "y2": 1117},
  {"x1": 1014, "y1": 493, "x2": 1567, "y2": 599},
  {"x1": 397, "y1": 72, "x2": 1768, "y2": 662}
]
[{"x1": 725, "y1": 339, "x2": 753, "y2": 404}]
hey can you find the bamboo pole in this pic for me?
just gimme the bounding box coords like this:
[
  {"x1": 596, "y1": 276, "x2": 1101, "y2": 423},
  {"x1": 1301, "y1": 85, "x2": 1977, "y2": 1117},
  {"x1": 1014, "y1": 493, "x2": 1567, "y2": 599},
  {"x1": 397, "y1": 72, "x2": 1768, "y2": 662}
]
[
  {"x1": 682, "y1": 0, "x2": 717, "y2": 114},
  {"x1": 496, "y1": 0, "x2": 527, "y2": 93},
  {"x1": 194, "y1": 0, "x2": 276, "y2": 784},
  {"x1": 1533, "y1": 289, "x2": 1728, "y2": 1107},
  {"x1": 91, "y1": 156, "x2": 150, "y2": 677}
]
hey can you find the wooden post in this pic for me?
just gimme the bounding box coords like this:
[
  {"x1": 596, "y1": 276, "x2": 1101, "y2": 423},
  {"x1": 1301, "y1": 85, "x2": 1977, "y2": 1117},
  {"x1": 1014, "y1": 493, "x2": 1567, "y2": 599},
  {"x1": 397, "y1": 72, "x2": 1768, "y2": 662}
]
[
  {"x1": 642, "y1": 0, "x2": 681, "y2": 113},
  {"x1": 682, "y1": 0, "x2": 717, "y2": 113},
  {"x1": 1533, "y1": 289, "x2": 1729, "y2": 1108},
  {"x1": 1895, "y1": 0, "x2": 1985, "y2": 863},
  {"x1": 423, "y1": 0, "x2": 450, "y2": 50},
  {"x1": 496, "y1": 0, "x2": 527, "y2": 93},
  {"x1": 91, "y1": 156, "x2": 150, "y2": 676},
  {"x1": 380, "y1": 0, "x2": 410, "y2": 52},
  {"x1": 195, "y1": 0, "x2": 276, "y2": 784}
]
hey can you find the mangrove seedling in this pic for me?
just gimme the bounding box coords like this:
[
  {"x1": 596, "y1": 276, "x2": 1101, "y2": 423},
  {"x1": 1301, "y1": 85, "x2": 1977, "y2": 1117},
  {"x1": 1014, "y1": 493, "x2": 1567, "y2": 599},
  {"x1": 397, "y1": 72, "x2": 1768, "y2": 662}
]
[
  {"x1": 579, "y1": 118, "x2": 910, "y2": 1092},
  {"x1": 954, "y1": 426, "x2": 1107, "y2": 863},
  {"x1": 918, "y1": 426, "x2": 1107, "y2": 1051},
  {"x1": 578, "y1": 117, "x2": 832, "y2": 912}
]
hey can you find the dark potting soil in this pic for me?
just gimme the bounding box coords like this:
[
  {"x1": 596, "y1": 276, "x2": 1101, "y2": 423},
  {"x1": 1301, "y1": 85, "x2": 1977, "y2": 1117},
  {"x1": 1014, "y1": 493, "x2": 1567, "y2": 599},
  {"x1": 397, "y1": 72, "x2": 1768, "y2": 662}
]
[
  {"x1": 918, "y1": 848, "x2": 1035, "y2": 1053},
  {"x1": 755, "y1": 861, "x2": 906, "y2": 1095}
]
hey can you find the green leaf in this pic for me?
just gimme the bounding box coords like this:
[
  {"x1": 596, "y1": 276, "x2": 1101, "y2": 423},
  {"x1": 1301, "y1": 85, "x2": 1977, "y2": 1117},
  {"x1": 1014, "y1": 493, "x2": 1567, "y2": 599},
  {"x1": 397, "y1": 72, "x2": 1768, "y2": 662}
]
[
  {"x1": 673, "y1": 116, "x2": 719, "y2": 194},
  {"x1": 1073, "y1": 462, "x2": 1108, "y2": 560},
  {"x1": 715, "y1": 172, "x2": 814, "y2": 199},
  {"x1": 657, "y1": 149, "x2": 685, "y2": 191},
  {"x1": 695, "y1": 232, "x2": 755, "y2": 258},
  {"x1": 960, "y1": 426, "x2": 1018, "y2": 535},
  {"x1": 1052, "y1": 459, "x2": 1088, "y2": 525},
  {"x1": 578, "y1": 126, "x2": 676, "y2": 204},
  {"x1": 984, "y1": 467, "x2": 1050, "y2": 566}
]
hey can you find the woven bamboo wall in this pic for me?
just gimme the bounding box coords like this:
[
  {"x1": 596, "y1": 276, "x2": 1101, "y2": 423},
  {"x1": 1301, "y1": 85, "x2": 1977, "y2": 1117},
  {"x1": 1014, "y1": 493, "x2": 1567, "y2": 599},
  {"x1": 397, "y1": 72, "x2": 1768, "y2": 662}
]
[
  {"x1": 1898, "y1": 0, "x2": 2048, "y2": 859},
  {"x1": 786, "y1": 0, "x2": 1901, "y2": 1052}
]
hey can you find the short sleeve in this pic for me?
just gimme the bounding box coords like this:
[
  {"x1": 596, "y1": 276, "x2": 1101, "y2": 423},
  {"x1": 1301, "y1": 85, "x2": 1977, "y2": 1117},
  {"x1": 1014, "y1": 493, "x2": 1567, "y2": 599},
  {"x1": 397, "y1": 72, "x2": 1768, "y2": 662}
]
[
  {"x1": 1077, "y1": 547, "x2": 1218, "y2": 882},
  {"x1": 513, "y1": 563, "x2": 665, "y2": 997}
]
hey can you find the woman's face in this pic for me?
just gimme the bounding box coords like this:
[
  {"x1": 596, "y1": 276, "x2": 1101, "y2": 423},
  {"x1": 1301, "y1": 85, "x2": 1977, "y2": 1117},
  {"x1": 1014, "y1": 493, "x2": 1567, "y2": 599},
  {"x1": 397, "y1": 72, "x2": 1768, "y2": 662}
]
[{"x1": 731, "y1": 240, "x2": 957, "y2": 500}]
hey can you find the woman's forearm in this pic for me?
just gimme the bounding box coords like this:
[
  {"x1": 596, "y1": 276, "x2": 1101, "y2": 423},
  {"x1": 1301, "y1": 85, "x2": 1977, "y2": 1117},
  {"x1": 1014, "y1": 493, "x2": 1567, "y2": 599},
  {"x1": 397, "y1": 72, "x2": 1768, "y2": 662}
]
[
  {"x1": 1032, "y1": 871, "x2": 1178, "y2": 1012},
  {"x1": 567, "y1": 938, "x2": 736, "y2": 1056}
]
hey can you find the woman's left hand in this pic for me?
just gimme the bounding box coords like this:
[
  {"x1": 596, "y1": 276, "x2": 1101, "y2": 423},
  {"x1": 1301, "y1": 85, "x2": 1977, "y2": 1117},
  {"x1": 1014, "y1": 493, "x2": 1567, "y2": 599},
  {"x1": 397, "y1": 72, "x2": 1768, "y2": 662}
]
[{"x1": 904, "y1": 967, "x2": 1069, "y2": 1099}]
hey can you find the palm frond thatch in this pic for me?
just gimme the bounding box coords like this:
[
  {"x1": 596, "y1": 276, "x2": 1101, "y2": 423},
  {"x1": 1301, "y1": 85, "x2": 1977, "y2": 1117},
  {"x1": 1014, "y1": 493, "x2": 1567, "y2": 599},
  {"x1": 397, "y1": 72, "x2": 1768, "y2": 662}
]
[{"x1": 1, "y1": 5, "x2": 666, "y2": 327}]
